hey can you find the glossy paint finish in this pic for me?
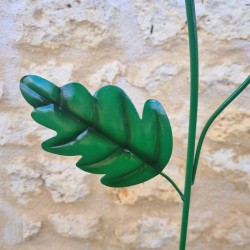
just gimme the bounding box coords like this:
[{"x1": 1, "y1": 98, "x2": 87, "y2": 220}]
[
  {"x1": 192, "y1": 75, "x2": 250, "y2": 184},
  {"x1": 20, "y1": 75, "x2": 173, "y2": 188},
  {"x1": 19, "y1": 1, "x2": 250, "y2": 249},
  {"x1": 179, "y1": 0, "x2": 199, "y2": 249}
]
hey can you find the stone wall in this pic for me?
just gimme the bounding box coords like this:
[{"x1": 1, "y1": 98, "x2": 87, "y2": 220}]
[{"x1": 0, "y1": 1, "x2": 250, "y2": 249}]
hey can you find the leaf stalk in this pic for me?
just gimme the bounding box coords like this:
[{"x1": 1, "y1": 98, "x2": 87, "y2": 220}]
[{"x1": 160, "y1": 172, "x2": 184, "y2": 201}]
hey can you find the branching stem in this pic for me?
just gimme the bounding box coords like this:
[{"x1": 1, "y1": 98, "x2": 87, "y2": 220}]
[
  {"x1": 192, "y1": 75, "x2": 250, "y2": 184},
  {"x1": 160, "y1": 172, "x2": 184, "y2": 201}
]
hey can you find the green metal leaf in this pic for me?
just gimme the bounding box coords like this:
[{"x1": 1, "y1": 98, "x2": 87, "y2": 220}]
[{"x1": 20, "y1": 75, "x2": 173, "y2": 187}]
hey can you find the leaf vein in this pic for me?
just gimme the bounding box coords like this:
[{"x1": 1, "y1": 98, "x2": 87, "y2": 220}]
[
  {"x1": 151, "y1": 110, "x2": 161, "y2": 166},
  {"x1": 120, "y1": 93, "x2": 130, "y2": 147},
  {"x1": 25, "y1": 83, "x2": 165, "y2": 172}
]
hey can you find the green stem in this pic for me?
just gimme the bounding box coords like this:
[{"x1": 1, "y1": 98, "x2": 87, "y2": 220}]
[
  {"x1": 192, "y1": 75, "x2": 250, "y2": 184},
  {"x1": 179, "y1": 0, "x2": 199, "y2": 249},
  {"x1": 160, "y1": 172, "x2": 184, "y2": 201}
]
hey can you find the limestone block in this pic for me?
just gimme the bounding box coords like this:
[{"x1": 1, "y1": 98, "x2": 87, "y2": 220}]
[
  {"x1": 43, "y1": 167, "x2": 89, "y2": 203},
  {"x1": 22, "y1": 218, "x2": 42, "y2": 241},
  {"x1": 15, "y1": 0, "x2": 116, "y2": 48},
  {"x1": 197, "y1": 0, "x2": 250, "y2": 40},
  {"x1": 204, "y1": 149, "x2": 250, "y2": 177},
  {"x1": 0, "y1": 111, "x2": 40, "y2": 146},
  {"x1": 0, "y1": 199, "x2": 23, "y2": 245},
  {"x1": 206, "y1": 109, "x2": 250, "y2": 146},
  {"x1": 49, "y1": 212, "x2": 100, "y2": 239},
  {"x1": 0, "y1": 80, "x2": 3, "y2": 100},
  {"x1": 130, "y1": 63, "x2": 179, "y2": 95},
  {"x1": 200, "y1": 64, "x2": 249, "y2": 89},
  {"x1": 37, "y1": 152, "x2": 80, "y2": 173},
  {"x1": 86, "y1": 61, "x2": 126, "y2": 89},
  {"x1": 5, "y1": 165, "x2": 43, "y2": 205},
  {"x1": 132, "y1": 0, "x2": 186, "y2": 45},
  {"x1": 21, "y1": 60, "x2": 73, "y2": 85},
  {"x1": 144, "y1": 64, "x2": 178, "y2": 92},
  {"x1": 212, "y1": 213, "x2": 250, "y2": 246},
  {"x1": 115, "y1": 216, "x2": 179, "y2": 249},
  {"x1": 188, "y1": 211, "x2": 213, "y2": 242}
]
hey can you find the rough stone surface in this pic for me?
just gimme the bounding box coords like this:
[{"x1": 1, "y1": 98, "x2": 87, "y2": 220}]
[
  {"x1": 22, "y1": 60, "x2": 74, "y2": 84},
  {"x1": 43, "y1": 167, "x2": 89, "y2": 203},
  {"x1": 205, "y1": 149, "x2": 250, "y2": 176},
  {"x1": 15, "y1": 0, "x2": 116, "y2": 49},
  {"x1": 197, "y1": 0, "x2": 250, "y2": 40},
  {"x1": 132, "y1": 0, "x2": 186, "y2": 45},
  {"x1": 6, "y1": 165, "x2": 43, "y2": 205},
  {"x1": 22, "y1": 218, "x2": 42, "y2": 241},
  {"x1": 0, "y1": 81, "x2": 2, "y2": 100},
  {"x1": 212, "y1": 213, "x2": 250, "y2": 246},
  {"x1": 207, "y1": 108, "x2": 250, "y2": 147},
  {"x1": 0, "y1": 111, "x2": 40, "y2": 146},
  {"x1": 116, "y1": 216, "x2": 179, "y2": 249},
  {"x1": 86, "y1": 61, "x2": 126, "y2": 89},
  {"x1": 49, "y1": 213, "x2": 100, "y2": 239},
  {"x1": 144, "y1": 64, "x2": 178, "y2": 92},
  {"x1": 0, "y1": 0, "x2": 250, "y2": 249},
  {"x1": 0, "y1": 199, "x2": 23, "y2": 245}
]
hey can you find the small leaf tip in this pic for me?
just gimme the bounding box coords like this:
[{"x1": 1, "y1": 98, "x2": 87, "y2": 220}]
[{"x1": 20, "y1": 75, "x2": 34, "y2": 84}]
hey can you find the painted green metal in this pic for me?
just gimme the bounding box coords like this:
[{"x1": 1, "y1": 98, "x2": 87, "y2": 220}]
[
  {"x1": 160, "y1": 172, "x2": 184, "y2": 201},
  {"x1": 20, "y1": 75, "x2": 173, "y2": 188},
  {"x1": 180, "y1": 1, "x2": 250, "y2": 249},
  {"x1": 179, "y1": 0, "x2": 199, "y2": 249},
  {"x1": 19, "y1": 0, "x2": 250, "y2": 249},
  {"x1": 192, "y1": 75, "x2": 250, "y2": 184}
]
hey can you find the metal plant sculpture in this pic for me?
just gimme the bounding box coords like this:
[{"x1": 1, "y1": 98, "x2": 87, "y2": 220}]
[{"x1": 20, "y1": 0, "x2": 249, "y2": 249}]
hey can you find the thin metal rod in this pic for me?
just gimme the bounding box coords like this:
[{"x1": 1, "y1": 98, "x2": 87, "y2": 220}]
[
  {"x1": 160, "y1": 172, "x2": 184, "y2": 201},
  {"x1": 179, "y1": 0, "x2": 199, "y2": 249},
  {"x1": 192, "y1": 75, "x2": 250, "y2": 184}
]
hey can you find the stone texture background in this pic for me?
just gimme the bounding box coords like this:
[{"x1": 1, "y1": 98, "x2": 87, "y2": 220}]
[{"x1": 0, "y1": 0, "x2": 250, "y2": 249}]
